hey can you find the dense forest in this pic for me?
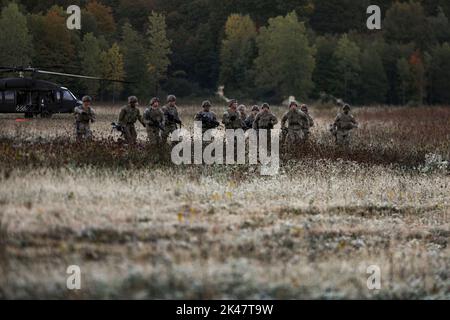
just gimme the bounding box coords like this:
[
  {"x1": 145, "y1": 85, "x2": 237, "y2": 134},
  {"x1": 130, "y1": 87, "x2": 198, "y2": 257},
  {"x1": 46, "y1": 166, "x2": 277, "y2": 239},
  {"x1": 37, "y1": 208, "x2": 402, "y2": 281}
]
[{"x1": 1, "y1": 0, "x2": 450, "y2": 105}]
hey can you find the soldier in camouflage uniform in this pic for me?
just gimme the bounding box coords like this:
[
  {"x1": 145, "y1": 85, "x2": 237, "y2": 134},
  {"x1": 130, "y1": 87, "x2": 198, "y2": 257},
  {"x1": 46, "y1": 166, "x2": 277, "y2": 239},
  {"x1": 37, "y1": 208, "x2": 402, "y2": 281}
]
[
  {"x1": 332, "y1": 104, "x2": 358, "y2": 146},
  {"x1": 252, "y1": 103, "x2": 278, "y2": 130},
  {"x1": 161, "y1": 94, "x2": 182, "y2": 144},
  {"x1": 300, "y1": 104, "x2": 314, "y2": 140},
  {"x1": 118, "y1": 96, "x2": 145, "y2": 144},
  {"x1": 281, "y1": 101, "x2": 310, "y2": 150},
  {"x1": 74, "y1": 96, "x2": 96, "y2": 141},
  {"x1": 222, "y1": 99, "x2": 242, "y2": 129},
  {"x1": 253, "y1": 103, "x2": 278, "y2": 153},
  {"x1": 237, "y1": 105, "x2": 247, "y2": 129},
  {"x1": 222, "y1": 100, "x2": 243, "y2": 159},
  {"x1": 143, "y1": 97, "x2": 165, "y2": 147},
  {"x1": 243, "y1": 105, "x2": 259, "y2": 131},
  {"x1": 194, "y1": 100, "x2": 220, "y2": 134}
]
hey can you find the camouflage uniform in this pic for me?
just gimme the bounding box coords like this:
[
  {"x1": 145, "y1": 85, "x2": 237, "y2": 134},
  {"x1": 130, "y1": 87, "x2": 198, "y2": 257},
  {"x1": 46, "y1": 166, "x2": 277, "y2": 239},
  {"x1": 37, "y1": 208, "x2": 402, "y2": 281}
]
[
  {"x1": 252, "y1": 104, "x2": 277, "y2": 154},
  {"x1": 222, "y1": 102, "x2": 243, "y2": 159},
  {"x1": 118, "y1": 98, "x2": 144, "y2": 143},
  {"x1": 143, "y1": 104, "x2": 165, "y2": 147},
  {"x1": 301, "y1": 105, "x2": 314, "y2": 139},
  {"x1": 194, "y1": 101, "x2": 219, "y2": 154},
  {"x1": 195, "y1": 110, "x2": 220, "y2": 134},
  {"x1": 222, "y1": 110, "x2": 242, "y2": 130},
  {"x1": 161, "y1": 104, "x2": 181, "y2": 143},
  {"x1": 237, "y1": 105, "x2": 247, "y2": 129},
  {"x1": 333, "y1": 106, "x2": 358, "y2": 146},
  {"x1": 74, "y1": 105, "x2": 96, "y2": 141},
  {"x1": 243, "y1": 113, "x2": 256, "y2": 131},
  {"x1": 281, "y1": 109, "x2": 309, "y2": 148},
  {"x1": 243, "y1": 106, "x2": 259, "y2": 131},
  {"x1": 252, "y1": 110, "x2": 278, "y2": 130}
]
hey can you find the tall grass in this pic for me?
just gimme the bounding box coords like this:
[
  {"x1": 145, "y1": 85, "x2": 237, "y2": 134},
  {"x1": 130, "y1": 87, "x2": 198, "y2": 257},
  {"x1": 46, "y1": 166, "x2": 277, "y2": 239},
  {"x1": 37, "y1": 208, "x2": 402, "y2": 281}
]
[
  {"x1": 0, "y1": 106, "x2": 448, "y2": 299},
  {"x1": 0, "y1": 106, "x2": 448, "y2": 170}
]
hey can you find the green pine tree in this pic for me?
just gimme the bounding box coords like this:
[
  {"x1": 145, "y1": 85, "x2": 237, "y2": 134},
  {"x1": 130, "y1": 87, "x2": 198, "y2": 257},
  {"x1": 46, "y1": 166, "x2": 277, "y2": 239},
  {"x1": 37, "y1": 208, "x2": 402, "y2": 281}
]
[
  {"x1": 101, "y1": 43, "x2": 125, "y2": 103},
  {"x1": 360, "y1": 48, "x2": 388, "y2": 104},
  {"x1": 146, "y1": 11, "x2": 172, "y2": 96},
  {"x1": 254, "y1": 11, "x2": 315, "y2": 101},
  {"x1": 121, "y1": 22, "x2": 150, "y2": 99},
  {"x1": 79, "y1": 33, "x2": 102, "y2": 97},
  {"x1": 0, "y1": 2, "x2": 33, "y2": 67},
  {"x1": 333, "y1": 34, "x2": 361, "y2": 103},
  {"x1": 429, "y1": 43, "x2": 450, "y2": 103},
  {"x1": 397, "y1": 57, "x2": 412, "y2": 105},
  {"x1": 312, "y1": 35, "x2": 339, "y2": 99},
  {"x1": 219, "y1": 14, "x2": 257, "y2": 97}
]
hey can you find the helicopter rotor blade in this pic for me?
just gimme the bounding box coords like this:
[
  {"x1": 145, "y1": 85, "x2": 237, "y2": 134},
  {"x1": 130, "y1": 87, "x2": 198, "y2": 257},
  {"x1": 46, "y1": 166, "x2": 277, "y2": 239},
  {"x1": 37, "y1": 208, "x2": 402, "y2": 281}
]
[
  {"x1": 36, "y1": 70, "x2": 132, "y2": 83},
  {"x1": 0, "y1": 66, "x2": 16, "y2": 72}
]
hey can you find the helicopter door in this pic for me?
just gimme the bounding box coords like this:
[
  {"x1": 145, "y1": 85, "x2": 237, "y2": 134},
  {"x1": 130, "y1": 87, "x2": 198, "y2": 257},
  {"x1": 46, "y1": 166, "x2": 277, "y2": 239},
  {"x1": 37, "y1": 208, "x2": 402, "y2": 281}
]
[
  {"x1": 2, "y1": 91, "x2": 16, "y2": 113},
  {"x1": 16, "y1": 91, "x2": 32, "y2": 113}
]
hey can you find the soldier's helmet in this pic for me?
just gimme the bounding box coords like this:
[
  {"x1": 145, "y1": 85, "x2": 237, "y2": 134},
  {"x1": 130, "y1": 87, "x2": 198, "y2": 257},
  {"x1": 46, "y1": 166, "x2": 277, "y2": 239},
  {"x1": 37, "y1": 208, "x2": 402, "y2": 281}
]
[
  {"x1": 301, "y1": 104, "x2": 308, "y2": 111},
  {"x1": 128, "y1": 96, "x2": 138, "y2": 104},
  {"x1": 150, "y1": 97, "x2": 160, "y2": 106},
  {"x1": 343, "y1": 104, "x2": 351, "y2": 111},
  {"x1": 289, "y1": 101, "x2": 298, "y2": 108},
  {"x1": 202, "y1": 100, "x2": 212, "y2": 108},
  {"x1": 167, "y1": 95, "x2": 177, "y2": 103},
  {"x1": 228, "y1": 99, "x2": 237, "y2": 107},
  {"x1": 261, "y1": 103, "x2": 270, "y2": 110},
  {"x1": 251, "y1": 105, "x2": 260, "y2": 112},
  {"x1": 237, "y1": 104, "x2": 246, "y2": 112},
  {"x1": 82, "y1": 95, "x2": 92, "y2": 103}
]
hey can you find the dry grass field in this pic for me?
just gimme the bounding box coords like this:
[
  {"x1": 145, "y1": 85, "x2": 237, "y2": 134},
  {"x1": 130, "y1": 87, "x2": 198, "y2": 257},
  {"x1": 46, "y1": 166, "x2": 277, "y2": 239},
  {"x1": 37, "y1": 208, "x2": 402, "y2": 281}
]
[{"x1": 0, "y1": 104, "x2": 449, "y2": 299}]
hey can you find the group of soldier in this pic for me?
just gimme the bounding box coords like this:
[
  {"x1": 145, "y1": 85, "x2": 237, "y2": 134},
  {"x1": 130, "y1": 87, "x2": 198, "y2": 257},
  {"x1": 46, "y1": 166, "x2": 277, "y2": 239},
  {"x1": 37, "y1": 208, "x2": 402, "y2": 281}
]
[{"x1": 74, "y1": 94, "x2": 358, "y2": 149}]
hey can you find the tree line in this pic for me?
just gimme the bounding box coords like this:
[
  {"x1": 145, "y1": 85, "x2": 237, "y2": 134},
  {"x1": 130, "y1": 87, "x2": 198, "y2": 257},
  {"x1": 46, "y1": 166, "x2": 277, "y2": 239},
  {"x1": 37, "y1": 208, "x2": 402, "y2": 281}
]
[{"x1": 1, "y1": 0, "x2": 450, "y2": 105}]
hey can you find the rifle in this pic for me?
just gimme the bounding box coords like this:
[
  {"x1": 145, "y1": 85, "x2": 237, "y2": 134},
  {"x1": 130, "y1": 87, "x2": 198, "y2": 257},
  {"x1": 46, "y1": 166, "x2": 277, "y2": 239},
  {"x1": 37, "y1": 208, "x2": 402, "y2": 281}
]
[
  {"x1": 148, "y1": 119, "x2": 164, "y2": 131},
  {"x1": 200, "y1": 114, "x2": 220, "y2": 129},
  {"x1": 167, "y1": 112, "x2": 183, "y2": 128}
]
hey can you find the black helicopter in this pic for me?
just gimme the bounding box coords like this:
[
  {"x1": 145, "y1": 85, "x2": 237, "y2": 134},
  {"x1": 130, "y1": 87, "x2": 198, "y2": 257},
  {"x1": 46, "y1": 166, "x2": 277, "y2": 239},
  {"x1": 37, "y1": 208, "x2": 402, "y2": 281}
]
[{"x1": 0, "y1": 66, "x2": 128, "y2": 118}]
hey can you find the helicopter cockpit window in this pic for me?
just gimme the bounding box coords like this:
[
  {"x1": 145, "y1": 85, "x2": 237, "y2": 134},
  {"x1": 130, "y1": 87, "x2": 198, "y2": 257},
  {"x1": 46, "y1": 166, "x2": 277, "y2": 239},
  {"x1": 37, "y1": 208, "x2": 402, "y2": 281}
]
[
  {"x1": 63, "y1": 90, "x2": 76, "y2": 101},
  {"x1": 55, "y1": 91, "x2": 61, "y2": 102}
]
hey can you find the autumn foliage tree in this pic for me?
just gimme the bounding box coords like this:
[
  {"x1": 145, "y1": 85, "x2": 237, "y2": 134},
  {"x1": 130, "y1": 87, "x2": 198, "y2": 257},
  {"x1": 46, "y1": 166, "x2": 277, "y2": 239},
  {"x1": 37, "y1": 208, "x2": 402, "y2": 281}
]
[
  {"x1": 6, "y1": 0, "x2": 450, "y2": 104},
  {"x1": 86, "y1": 0, "x2": 116, "y2": 35},
  {"x1": 29, "y1": 6, "x2": 75, "y2": 69}
]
